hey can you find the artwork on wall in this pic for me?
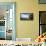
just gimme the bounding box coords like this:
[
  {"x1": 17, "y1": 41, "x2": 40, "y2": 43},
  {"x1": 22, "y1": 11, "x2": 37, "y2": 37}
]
[
  {"x1": 39, "y1": 0, "x2": 46, "y2": 4},
  {"x1": 20, "y1": 13, "x2": 33, "y2": 20}
]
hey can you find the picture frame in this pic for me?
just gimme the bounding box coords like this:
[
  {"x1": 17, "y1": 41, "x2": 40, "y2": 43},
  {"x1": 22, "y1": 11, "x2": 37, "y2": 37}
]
[
  {"x1": 20, "y1": 13, "x2": 33, "y2": 20},
  {"x1": 39, "y1": 0, "x2": 46, "y2": 4}
]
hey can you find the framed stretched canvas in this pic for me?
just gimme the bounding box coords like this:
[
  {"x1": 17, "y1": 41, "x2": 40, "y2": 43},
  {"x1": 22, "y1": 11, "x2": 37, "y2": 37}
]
[{"x1": 20, "y1": 13, "x2": 33, "y2": 20}]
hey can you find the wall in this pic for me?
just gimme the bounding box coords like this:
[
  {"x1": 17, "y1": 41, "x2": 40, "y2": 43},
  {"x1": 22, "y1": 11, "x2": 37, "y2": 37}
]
[
  {"x1": 0, "y1": 0, "x2": 46, "y2": 40},
  {"x1": 16, "y1": 0, "x2": 39, "y2": 40}
]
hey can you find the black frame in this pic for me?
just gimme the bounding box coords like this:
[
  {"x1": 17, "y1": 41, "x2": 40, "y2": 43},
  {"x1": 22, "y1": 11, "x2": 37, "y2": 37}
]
[{"x1": 20, "y1": 13, "x2": 33, "y2": 20}]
